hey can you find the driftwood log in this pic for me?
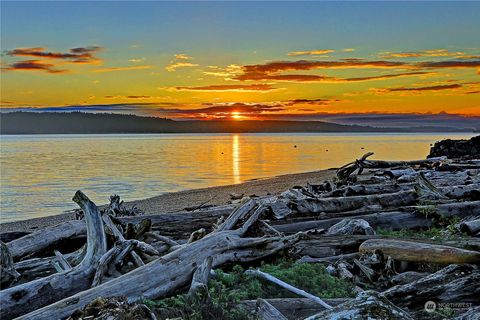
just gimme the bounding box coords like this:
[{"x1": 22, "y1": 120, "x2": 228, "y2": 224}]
[{"x1": 359, "y1": 239, "x2": 480, "y2": 264}]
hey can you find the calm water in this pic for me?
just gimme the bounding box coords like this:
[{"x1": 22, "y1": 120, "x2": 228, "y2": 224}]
[{"x1": 0, "y1": 133, "x2": 474, "y2": 223}]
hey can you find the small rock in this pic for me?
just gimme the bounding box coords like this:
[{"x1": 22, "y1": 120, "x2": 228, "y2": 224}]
[
  {"x1": 326, "y1": 264, "x2": 337, "y2": 276},
  {"x1": 230, "y1": 193, "x2": 244, "y2": 200}
]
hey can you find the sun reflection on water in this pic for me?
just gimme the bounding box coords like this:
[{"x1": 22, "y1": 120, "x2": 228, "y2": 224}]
[{"x1": 232, "y1": 134, "x2": 241, "y2": 184}]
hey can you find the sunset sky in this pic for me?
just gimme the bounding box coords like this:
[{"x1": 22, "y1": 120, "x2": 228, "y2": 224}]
[{"x1": 1, "y1": 1, "x2": 479, "y2": 121}]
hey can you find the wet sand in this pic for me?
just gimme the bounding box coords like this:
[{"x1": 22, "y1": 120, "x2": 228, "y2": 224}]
[{"x1": 0, "y1": 169, "x2": 335, "y2": 233}]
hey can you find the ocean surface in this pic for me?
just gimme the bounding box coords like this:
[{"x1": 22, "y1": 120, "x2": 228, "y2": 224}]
[{"x1": 0, "y1": 133, "x2": 475, "y2": 223}]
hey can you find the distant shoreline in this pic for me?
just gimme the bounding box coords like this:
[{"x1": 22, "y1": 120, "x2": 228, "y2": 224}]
[{"x1": 2, "y1": 112, "x2": 478, "y2": 134}]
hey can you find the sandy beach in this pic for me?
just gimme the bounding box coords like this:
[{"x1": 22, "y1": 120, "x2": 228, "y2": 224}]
[{"x1": 0, "y1": 169, "x2": 335, "y2": 234}]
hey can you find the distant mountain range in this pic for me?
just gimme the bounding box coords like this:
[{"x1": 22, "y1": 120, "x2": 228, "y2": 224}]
[{"x1": 0, "y1": 112, "x2": 477, "y2": 134}]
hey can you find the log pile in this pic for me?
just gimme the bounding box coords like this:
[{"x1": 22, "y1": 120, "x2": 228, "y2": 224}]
[{"x1": 0, "y1": 151, "x2": 479, "y2": 319}]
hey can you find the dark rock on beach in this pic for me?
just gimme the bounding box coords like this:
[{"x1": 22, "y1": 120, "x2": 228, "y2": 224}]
[{"x1": 428, "y1": 135, "x2": 480, "y2": 159}]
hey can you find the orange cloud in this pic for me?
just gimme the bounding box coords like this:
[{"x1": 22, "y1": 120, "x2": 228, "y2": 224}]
[
  {"x1": 165, "y1": 62, "x2": 199, "y2": 72},
  {"x1": 287, "y1": 49, "x2": 334, "y2": 56},
  {"x1": 174, "y1": 53, "x2": 192, "y2": 60}
]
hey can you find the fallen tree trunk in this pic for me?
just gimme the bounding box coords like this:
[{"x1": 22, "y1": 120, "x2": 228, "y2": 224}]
[
  {"x1": 359, "y1": 239, "x2": 480, "y2": 264},
  {"x1": 6, "y1": 220, "x2": 85, "y2": 261},
  {"x1": 17, "y1": 201, "x2": 302, "y2": 320},
  {"x1": 293, "y1": 190, "x2": 417, "y2": 214},
  {"x1": 459, "y1": 219, "x2": 480, "y2": 236},
  {"x1": 0, "y1": 191, "x2": 107, "y2": 320},
  {"x1": 274, "y1": 211, "x2": 432, "y2": 234},
  {"x1": 425, "y1": 201, "x2": 480, "y2": 218}
]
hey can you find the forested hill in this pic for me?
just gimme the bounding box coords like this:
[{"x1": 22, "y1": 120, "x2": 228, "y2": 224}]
[{"x1": 0, "y1": 112, "x2": 470, "y2": 134}]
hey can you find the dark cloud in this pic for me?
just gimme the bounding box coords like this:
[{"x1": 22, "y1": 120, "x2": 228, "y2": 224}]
[
  {"x1": 168, "y1": 102, "x2": 285, "y2": 115},
  {"x1": 384, "y1": 84, "x2": 462, "y2": 92},
  {"x1": 104, "y1": 95, "x2": 153, "y2": 99},
  {"x1": 239, "y1": 59, "x2": 409, "y2": 75},
  {"x1": 284, "y1": 98, "x2": 339, "y2": 106},
  {"x1": 234, "y1": 58, "x2": 479, "y2": 83},
  {"x1": 5, "y1": 46, "x2": 102, "y2": 63},
  {"x1": 416, "y1": 60, "x2": 480, "y2": 68},
  {"x1": 3, "y1": 60, "x2": 67, "y2": 73}
]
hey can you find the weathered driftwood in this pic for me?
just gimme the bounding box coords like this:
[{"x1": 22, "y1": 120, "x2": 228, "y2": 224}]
[
  {"x1": 0, "y1": 191, "x2": 107, "y2": 320},
  {"x1": 0, "y1": 232, "x2": 30, "y2": 243},
  {"x1": 383, "y1": 264, "x2": 480, "y2": 308},
  {"x1": 12, "y1": 246, "x2": 86, "y2": 284},
  {"x1": 390, "y1": 271, "x2": 430, "y2": 285},
  {"x1": 459, "y1": 219, "x2": 480, "y2": 236},
  {"x1": 320, "y1": 183, "x2": 409, "y2": 198},
  {"x1": 336, "y1": 152, "x2": 444, "y2": 181},
  {"x1": 416, "y1": 201, "x2": 480, "y2": 218},
  {"x1": 0, "y1": 241, "x2": 20, "y2": 286},
  {"x1": 6, "y1": 220, "x2": 85, "y2": 261},
  {"x1": 293, "y1": 190, "x2": 417, "y2": 214},
  {"x1": 275, "y1": 211, "x2": 432, "y2": 234},
  {"x1": 17, "y1": 200, "x2": 302, "y2": 320},
  {"x1": 359, "y1": 239, "x2": 480, "y2": 264},
  {"x1": 297, "y1": 253, "x2": 360, "y2": 264},
  {"x1": 245, "y1": 269, "x2": 332, "y2": 309},
  {"x1": 255, "y1": 298, "x2": 287, "y2": 320},
  {"x1": 187, "y1": 256, "x2": 213, "y2": 299}
]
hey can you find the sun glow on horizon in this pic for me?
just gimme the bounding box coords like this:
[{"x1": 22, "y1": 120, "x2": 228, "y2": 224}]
[{"x1": 231, "y1": 111, "x2": 242, "y2": 120}]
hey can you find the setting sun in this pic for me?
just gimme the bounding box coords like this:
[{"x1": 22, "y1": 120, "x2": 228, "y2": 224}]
[{"x1": 231, "y1": 111, "x2": 242, "y2": 120}]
